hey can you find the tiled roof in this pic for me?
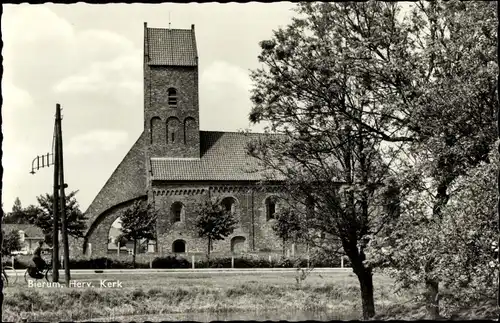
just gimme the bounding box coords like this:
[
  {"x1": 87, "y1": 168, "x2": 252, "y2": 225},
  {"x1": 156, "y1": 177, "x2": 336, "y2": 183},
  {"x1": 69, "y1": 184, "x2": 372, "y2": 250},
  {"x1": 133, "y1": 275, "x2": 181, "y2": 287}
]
[
  {"x1": 3, "y1": 224, "x2": 44, "y2": 239},
  {"x1": 151, "y1": 131, "x2": 285, "y2": 181},
  {"x1": 146, "y1": 27, "x2": 197, "y2": 66}
]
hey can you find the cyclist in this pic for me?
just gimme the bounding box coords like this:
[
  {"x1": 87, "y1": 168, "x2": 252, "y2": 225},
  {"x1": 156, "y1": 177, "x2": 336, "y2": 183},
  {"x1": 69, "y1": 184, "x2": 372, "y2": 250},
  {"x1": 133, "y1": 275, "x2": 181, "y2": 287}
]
[{"x1": 32, "y1": 241, "x2": 47, "y2": 276}]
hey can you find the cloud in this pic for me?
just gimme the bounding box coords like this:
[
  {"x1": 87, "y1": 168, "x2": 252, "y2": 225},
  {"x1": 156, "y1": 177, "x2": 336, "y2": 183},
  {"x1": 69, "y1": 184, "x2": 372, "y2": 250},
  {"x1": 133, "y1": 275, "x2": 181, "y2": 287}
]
[
  {"x1": 201, "y1": 61, "x2": 252, "y2": 93},
  {"x1": 198, "y1": 61, "x2": 255, "y2": 132},
  {"x1": 2, "y1": 5, "x2": 75, "y2": 45},
  {"x1": 67, "y1": 130, "x2": 129, "y2": 155},
  {"x1": 1, "y1": 80, "x2": 34, "y2": 115},
  {"x1": 2, "y1": 5, "x2": 78, "y2": 91},
  {"x1": 76, "y1": 29, "x2": 136, "y2": 64},
  {"x1": 54, "y1": 52, "x2": 142, "y2": 103},
  {"x1": 1, "y1": 79, "x2": 35, "y2": 173}
]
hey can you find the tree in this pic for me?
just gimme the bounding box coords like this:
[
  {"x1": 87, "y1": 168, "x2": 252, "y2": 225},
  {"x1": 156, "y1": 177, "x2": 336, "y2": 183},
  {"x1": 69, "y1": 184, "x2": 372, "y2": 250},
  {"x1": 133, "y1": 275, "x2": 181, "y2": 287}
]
[
  {"x1": 363, "y1": 1, "x2": 497, "y2": 318},
  {"x1": 4, "y1": 198, "x2": 31, "y2": 224},
  {"x1": 249, "y1": 1, "x2": 497, "y2": 318},
  {"x1": 248, "y1": 2, "x2": 405, "y2": 318},
  {"x1": 435, "y1": 156, "x2": 498, "y2": 315},
  {"x1": 369, "y1": 147, "x2": 498, "y2": 317},
  {"x1": 114, "y1": 233, "x2": 129, "y2": 256},
  {"x1": 248, "y1": 125, "x2": 393, "y2": 319},
  {"x1": 26, "y1": 191, "x2": 87, "y2": 243},
  {"x1": 2, "y1": 230, "x2": 22, "y2": 256},
  {"x1": 194, "y1": 198, "x2": 237, "y2": 263},
  {"x1": 120, "y1": 201, "x2": 158, "y2": 268},
  {"x1": 272, "y1": 207, "x2": 303, "y2": 256}
]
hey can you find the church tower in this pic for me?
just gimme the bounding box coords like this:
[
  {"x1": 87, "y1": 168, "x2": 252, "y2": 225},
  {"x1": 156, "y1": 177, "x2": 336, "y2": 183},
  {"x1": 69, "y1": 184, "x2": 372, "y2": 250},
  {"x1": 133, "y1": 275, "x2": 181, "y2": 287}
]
[{"x1": 143, "y1": 22, "x2": 200, "y2": 159}]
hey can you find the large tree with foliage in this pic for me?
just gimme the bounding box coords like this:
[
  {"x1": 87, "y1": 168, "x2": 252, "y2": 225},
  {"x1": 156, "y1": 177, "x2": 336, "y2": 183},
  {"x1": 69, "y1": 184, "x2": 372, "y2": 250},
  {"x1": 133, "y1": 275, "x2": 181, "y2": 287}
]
[
  {"x1": 249, "y1": 1, "x2": 497, "y2": 319},
  {"x1": 120, "y1": 201, "x2": 158, "y2": 268},
  {"x1": 194, "y1": 198, "x2": 237, "y2": 263},
  {"x1": 364, "y1": 1, "x2": 497, "y2": 318},
  {"x1": 248, "y1": 1, "x2": 404, "y2": 318},
  {"x1": 27, "y1": 191, "x2": 87, "y2": 243}
]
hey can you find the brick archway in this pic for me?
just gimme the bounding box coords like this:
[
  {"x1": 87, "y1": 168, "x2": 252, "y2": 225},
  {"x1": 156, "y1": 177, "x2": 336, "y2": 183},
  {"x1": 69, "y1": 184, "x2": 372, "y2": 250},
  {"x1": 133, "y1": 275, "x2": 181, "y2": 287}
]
[{"x1": 83, "y1": 196, "x2": 147, "y2": 256}]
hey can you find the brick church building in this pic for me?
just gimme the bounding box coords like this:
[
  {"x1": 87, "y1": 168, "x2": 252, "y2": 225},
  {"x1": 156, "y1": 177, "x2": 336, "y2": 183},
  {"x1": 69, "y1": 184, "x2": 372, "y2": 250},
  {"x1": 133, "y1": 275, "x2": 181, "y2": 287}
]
[{"x1": 76, "y1": 23, "x2": 288, "y2": 257}]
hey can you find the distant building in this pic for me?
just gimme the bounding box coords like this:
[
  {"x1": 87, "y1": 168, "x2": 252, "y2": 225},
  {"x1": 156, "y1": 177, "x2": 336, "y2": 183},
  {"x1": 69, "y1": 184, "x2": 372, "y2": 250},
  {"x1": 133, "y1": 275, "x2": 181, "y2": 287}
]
[
  {"x1": 75, "y1": 23, "x2": 290, "y2": 258},
  {"x1": 4, "y1": 224, "x2": 45, "y2": 255}
]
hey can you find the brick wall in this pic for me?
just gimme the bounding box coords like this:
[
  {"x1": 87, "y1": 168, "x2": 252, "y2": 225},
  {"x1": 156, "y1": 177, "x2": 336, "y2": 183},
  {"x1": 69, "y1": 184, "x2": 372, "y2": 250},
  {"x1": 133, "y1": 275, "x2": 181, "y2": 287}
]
[
  {"x1": 151, "y1": 182, "x2": 284, "y2": 255},
  {"x1": 144, "y1": 65, "x2": 200, "y2": 159}
]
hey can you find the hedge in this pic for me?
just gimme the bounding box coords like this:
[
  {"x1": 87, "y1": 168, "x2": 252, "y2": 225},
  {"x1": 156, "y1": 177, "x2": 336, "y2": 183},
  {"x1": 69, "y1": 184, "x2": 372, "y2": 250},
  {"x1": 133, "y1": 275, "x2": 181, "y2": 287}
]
[{"x1": 2, "y1": 255, "x2": 350, "y2": 270}]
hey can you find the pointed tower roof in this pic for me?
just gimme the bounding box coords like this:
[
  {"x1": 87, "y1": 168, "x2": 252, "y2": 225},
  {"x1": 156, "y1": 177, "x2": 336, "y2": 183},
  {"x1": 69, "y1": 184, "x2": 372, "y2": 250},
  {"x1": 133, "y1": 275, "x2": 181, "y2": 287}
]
[{"x1": 144, "y1": 23, "x2": 198, "y2": 66}]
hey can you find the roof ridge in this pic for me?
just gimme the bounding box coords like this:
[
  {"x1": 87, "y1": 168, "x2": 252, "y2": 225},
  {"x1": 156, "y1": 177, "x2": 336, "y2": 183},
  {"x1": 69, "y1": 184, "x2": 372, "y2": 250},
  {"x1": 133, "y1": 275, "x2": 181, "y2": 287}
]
[
  {"x1": 200, "y1": 130, "x2": 269, "y2": 135},
  {"x1": 151, "y1": 157, "x2": 201, "y2": 161},
  {"x1": 148, "y1": 27, "x2": 192, "y2": 32}
]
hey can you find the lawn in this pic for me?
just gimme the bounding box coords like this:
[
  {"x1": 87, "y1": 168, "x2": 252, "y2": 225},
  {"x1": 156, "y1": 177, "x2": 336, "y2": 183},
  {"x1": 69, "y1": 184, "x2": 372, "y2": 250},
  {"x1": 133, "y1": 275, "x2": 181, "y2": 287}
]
[{"x1": 1, "y1": 270, "x2": 495, "y2": 322}]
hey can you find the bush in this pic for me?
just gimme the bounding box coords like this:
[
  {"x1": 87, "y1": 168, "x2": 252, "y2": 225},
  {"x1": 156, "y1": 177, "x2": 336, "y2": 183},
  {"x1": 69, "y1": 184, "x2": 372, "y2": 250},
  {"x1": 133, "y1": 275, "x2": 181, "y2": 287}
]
[
  {"x1": 2, "y1": 254, "x2": 346, "y2": 270},
  {"x1": 68, "y1": 257, "x2": 149, "y2": 269},
  {"x1": 151, "y1": 256, "x2": 191, "y2": 269}
]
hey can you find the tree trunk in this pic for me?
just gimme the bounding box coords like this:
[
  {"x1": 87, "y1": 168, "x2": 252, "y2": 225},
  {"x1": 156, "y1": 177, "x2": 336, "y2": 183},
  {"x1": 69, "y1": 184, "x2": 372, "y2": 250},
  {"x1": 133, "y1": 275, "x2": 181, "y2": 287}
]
[
  {"x1": 207, "y1": 237, "x2": 211, "y2": 267},
  {"x1": 283, "y1": 237, "x2": 286, "y2": 257},
  {"x1": 133, "y1": 239, "x2": 137, "y2": 269},
  {"x1": 423, "y1": 179, "x2": 449, "y2": 319},
  {"x1": 425, "y1": 278, "x2": 440, "y2": 319},
  {"x1": 352, "y1": 260, "x2": 375, "y2": 319}
]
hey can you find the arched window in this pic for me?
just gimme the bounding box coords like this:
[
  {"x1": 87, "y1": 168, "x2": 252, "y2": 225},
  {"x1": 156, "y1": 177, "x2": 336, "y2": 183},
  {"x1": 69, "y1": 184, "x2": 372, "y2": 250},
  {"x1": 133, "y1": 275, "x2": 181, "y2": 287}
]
[
  {"x1": 166, "y1": 117, "x2": 180, "y2": 144},
  {"x1": 168, "y1": 88, "x2": 177, "y2": 107},
  {"x1": 221, "y1": 197, "x2": 237, "y2": 214},
  {"x1": 265, "y1": 196, "x2": 278, "y2": 221},
  {"x1": 150, "y1": 117, "x2": 162, "y2": 144},
  {"x1": 231, "y1": 236, "x2": 246, "y2": 254},
  {"x1": 172, "y1": 239, "x2": 186, "y2": 253},
  {"x1": 170, "y1": 202, "x2": 184, "y2": 223}
]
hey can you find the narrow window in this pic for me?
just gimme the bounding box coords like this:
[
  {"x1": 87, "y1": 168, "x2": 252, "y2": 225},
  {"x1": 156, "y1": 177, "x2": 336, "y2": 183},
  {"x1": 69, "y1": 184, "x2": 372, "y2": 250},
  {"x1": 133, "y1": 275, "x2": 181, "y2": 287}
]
[
  {"x1": 171, "y1": 202, "x2": 183, "y2": 223},
  {"x1": 174, "y1": 208, "x2": 181, "y2": 222},
  {"x1": 171, "y1": 132, "x2": 175, "y2": 143},
  {"x1": 168, "y1": 88, "x2": 177, "y2": 107},
  {"x1": 221, "y1": 197, "x2": 236, "y2": 214},
  {"x1": 266, "y1": 197, "x2": 277, "y2": 220}
]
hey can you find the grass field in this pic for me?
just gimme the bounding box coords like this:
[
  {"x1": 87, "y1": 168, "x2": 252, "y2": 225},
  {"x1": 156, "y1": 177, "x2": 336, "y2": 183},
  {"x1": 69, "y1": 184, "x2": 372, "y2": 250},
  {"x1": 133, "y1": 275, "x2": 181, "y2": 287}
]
[{"x1": 1, "y1": 270, "x2": 495, "y2": 322}]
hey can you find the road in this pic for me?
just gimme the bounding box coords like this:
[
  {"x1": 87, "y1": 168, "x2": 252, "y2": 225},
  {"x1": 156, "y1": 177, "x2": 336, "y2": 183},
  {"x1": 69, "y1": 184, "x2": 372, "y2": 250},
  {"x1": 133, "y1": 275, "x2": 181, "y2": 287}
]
[{"x1": 4, "y1": 267, "x2": 351, "y2": 276}]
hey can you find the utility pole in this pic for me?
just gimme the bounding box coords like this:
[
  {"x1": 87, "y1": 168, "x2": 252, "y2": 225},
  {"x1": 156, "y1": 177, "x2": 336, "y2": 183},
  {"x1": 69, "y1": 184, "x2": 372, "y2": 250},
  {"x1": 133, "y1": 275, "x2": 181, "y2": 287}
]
[
  {"x1": 56, "y1": 104, "x2": 71, "y2": 285},
  {"x1": 52, "y1": 115, "x2": 60, "y2": 283}
]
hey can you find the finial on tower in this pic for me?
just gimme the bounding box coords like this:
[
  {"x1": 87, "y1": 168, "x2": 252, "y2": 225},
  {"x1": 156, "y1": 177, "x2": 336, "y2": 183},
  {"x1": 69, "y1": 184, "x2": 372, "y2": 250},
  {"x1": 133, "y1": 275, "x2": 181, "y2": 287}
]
[{"x1": 169, "y1": 11, "x2": 171, "y2": 29}]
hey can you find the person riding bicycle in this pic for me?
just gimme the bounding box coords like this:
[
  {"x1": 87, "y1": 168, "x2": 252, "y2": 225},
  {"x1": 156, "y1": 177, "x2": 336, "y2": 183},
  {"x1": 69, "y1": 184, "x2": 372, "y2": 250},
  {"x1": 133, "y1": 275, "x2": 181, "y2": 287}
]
[{"x1": 32, "y1": 241, "x2": 47, "y2": 275}]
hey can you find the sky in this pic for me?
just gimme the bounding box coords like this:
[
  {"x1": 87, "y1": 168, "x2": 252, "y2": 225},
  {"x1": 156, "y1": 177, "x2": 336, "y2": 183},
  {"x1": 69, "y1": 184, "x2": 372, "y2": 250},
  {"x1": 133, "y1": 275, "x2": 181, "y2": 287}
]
[{"x1": 2, "y1": 3, "x2": 297, "y2": 213}]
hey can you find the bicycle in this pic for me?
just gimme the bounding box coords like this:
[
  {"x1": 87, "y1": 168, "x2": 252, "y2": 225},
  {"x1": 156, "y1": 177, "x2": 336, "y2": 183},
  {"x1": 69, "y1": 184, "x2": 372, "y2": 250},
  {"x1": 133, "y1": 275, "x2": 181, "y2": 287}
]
[
  {"x1": 2, "y1": 265, "x2": 19, "y2": 286},
  {"x1": 24, "y1": 261, "x2": 53, "y2": 283}
]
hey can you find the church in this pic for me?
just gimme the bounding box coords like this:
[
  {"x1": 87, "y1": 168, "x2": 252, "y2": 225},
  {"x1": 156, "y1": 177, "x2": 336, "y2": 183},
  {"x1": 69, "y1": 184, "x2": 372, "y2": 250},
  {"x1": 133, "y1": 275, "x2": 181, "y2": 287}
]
[{"x1": 76, "y1": 23, "x2": 288, "y2": 257}]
